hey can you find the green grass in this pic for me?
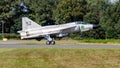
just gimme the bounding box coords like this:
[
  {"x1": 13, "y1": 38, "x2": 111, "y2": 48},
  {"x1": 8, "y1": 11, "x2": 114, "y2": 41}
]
[
  {"x1": 7, "y1": 39, "x2": 120, "y2": 45},
  {"x1": 0, "y1": 48, "x2": 120, "y2": 68},
  {"x1": 8, "y1": 39, "x2": 80, "y2": 45},
  {"x1": 79, "y1": 39, "x2": 120, "y2": 44}
]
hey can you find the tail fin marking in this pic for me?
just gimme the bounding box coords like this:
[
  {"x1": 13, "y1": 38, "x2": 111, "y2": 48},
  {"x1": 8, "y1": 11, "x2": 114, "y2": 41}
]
[{"x1": 22, "y1": 17, "x2": 41, "y2": 30}]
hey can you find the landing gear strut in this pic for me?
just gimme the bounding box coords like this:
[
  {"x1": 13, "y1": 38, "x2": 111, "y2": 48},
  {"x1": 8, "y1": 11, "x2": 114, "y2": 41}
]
[
  {"x1": 45, "y1": 35, "x2": 55, "y2": 45},
  {"x1": 80, "y1": 32, "x2": 83, "y2": 40}
]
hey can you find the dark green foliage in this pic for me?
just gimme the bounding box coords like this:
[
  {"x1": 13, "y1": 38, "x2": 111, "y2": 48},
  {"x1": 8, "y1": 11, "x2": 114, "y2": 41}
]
[
  {"x1": 0, "y1": 35, "x2": 2, "y2": 39},
  {"x1": 10, "y1": 17, "x2": 22, "y2": 33},
  {"x1": 54, "y1": 0, "x2": 87, "y2": 24},
  {"x1": 82, "y1": 27, "x2": 106, "y2": 39},
  {"x1": 82, "y1": 0, "x2": 110, "y2": 39},
  {"x1": 0, "y1": 34, "x2": 20, "y2": 39},
  {"x1": 4, "y1": 34, "x2": 20, "y2": 39},
  {"x1": 28, "y1": 0, "x2": 57, "y2": 26},
  {"x1": 100, "y1": 1, "x2": 120, "y2": 39}
]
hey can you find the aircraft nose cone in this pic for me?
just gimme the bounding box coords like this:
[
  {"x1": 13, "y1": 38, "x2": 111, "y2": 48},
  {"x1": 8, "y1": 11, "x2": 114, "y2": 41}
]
[{"x1": 93, "y1": 25, "x2": 100, "y2": 29}]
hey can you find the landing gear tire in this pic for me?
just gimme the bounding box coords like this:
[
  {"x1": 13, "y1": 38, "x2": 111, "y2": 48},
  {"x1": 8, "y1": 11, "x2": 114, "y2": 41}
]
[
  {"x1": 46, "y1": 41, "x2": 51, "y2": 45},
  {"x1": 46, "y1": 41, "x2": 55, "y2": 45},
  {"x1": 51, "y1": 41, "x2": 55, "y2": 45}
]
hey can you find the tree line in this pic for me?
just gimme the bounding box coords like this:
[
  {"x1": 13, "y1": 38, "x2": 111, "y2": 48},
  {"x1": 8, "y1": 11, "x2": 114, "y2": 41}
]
[{"x1": 0, "y1": 0, "x2": 120, "y2": 39}]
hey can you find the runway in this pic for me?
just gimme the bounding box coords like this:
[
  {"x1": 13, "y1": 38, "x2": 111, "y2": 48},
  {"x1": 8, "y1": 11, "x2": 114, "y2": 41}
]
[{"x1": 0, "y1": 41, "x2": 120, "y2": 48}]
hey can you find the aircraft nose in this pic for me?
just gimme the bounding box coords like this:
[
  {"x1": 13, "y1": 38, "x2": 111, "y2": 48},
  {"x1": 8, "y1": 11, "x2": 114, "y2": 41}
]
[{"x1": 93, "y1": 25, "x2": 100, "y2": 29}]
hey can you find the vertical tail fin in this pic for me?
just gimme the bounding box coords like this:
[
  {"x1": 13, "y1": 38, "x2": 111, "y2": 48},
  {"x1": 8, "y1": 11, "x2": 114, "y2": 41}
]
[{"x1": 22, "y1": 17, "x2": 41, "y2": 30}]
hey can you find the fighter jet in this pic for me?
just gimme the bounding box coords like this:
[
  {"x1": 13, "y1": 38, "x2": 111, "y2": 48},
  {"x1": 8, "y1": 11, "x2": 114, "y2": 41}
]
[
  {"x1": 12, "y1": 0, "x2": 29, "y2": 14},
  {"x1": 18, "y1": 17, "x2": 99, "y2": 45}
]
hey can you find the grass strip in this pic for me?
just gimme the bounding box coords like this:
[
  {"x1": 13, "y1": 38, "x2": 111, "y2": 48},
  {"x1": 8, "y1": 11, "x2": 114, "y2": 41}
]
[{"x1": 0, "y1": 48, "x2": 120, "y2": 68}]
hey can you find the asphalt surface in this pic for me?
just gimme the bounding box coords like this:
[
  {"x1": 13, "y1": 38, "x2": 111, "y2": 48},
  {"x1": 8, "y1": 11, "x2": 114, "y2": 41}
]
[{"x1": 0, "y1": 41, "x2": 120, "y2": 48}]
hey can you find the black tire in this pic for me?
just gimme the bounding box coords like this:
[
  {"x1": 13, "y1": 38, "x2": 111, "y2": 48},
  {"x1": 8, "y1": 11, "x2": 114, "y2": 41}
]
[
  {"x1": 51, "y1": 41, "x2": 55, "y2": 45},
  {"x1": 46, "y1": 41, "x2": 50, "y2": 45}
]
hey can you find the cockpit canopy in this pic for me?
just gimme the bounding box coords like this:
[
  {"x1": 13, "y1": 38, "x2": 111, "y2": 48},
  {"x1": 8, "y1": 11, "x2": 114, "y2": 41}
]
[{"x1": 75, "y1": 21, "x2": 86, "y2": 24}]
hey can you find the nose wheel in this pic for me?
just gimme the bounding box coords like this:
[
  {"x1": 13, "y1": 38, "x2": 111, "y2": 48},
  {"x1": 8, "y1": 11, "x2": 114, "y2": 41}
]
[{"x1": 46, "y1": 41, "x2": 55, "y2": 45}]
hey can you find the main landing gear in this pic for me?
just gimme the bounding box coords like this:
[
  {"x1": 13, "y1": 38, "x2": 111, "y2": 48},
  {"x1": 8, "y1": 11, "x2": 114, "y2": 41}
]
[
  {"x1": 46, "y1": 40, "x2": 55, "y2": 45},
  {"x1": 45, "y1": 35, "x2": 55, "y2": 45}
]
